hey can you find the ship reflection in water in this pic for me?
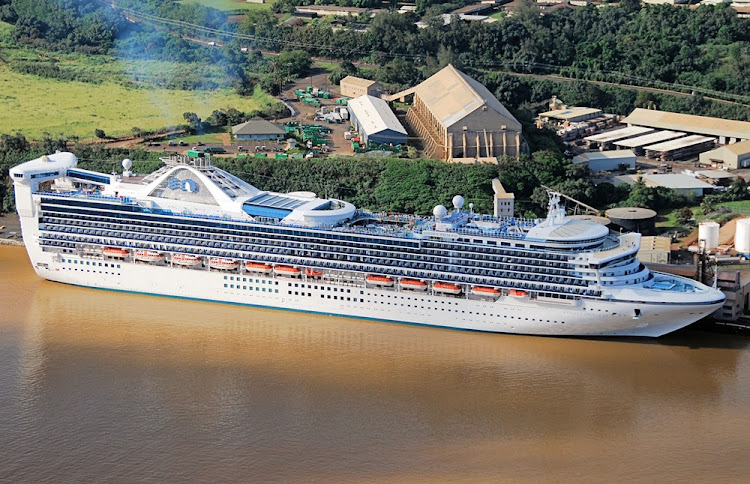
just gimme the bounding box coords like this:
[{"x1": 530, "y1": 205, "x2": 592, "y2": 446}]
[{"x1": 1, "y1": 246, "x2": 749, "y2": 482}]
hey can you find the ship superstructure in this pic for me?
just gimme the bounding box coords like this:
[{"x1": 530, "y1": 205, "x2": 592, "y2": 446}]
[{"x1": 10, "y1": 152, "x2": 724, "y2": 337}]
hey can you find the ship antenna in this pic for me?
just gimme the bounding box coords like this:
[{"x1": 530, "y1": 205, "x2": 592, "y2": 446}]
[{"x1": 545, "y1": 190, "x2": 565, "y2": 223}]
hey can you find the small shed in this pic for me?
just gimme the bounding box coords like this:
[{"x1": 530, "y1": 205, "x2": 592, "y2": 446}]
[
  {"x1": 572, "y1": 150, "x2": 636, "y2": 171},
  {"x1": 232, "y1": 120, "x2": 286, "y2": 141},
  {"x1": 340, "y1": 76, "x2": 383, "y2": 99},
  {"x1": 347, "y1": 95, "x2": 407, "y2": 146}
]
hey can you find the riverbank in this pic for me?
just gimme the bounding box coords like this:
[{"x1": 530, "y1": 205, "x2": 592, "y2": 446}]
[{"x1": 0, "y1": 213, "x2": 23, "y2": 246}]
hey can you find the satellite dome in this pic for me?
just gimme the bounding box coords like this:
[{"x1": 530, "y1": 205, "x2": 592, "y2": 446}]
[
  {"x1": 122, "y1": 158, "x2": 133, "y2": 170},
  {"x1": 452, "y1": 195, "x2": 465, "y2": 210},
  {"x1": 433, "y1": 205, "x2": 447, "y2": 219}
]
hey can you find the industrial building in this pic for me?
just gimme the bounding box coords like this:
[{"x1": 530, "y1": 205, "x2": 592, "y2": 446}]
[
  {"x1": 339, "y1": 76, "x2": 383, "y2": 99},
  {"x1": 612, "y1": 130, "x2": 686, "y2": 155},
  {"x1": 492, "y1": 178, "x2": 514, "y2": 217},
  {"x1": 232, "y1": 120, "x2": 286, "y2": 141},
  {"x1": 699, "y1": 140, "x2": 750, "y2": 169},
  {"x1": 403, "y1": 64, "x2": 523, "y2": 161},
  {"x1": 584, "y1": 126, "x2": 653, "y2": 149},
  {"x1": 622, "y1": 108, "x2": 750, "y2": 145},
  {"x1": 347, "y1": 95, "x2": 407, "y2": 146},
  {"x1": 539, "y1": 107, "x2": 603, "y2": 124},
  {"x1": 614, "y1": 173, "x2": 715, "y2": 198},
  {"x1": 572, "y1": 150, "x2": 636, "y2": 171},
  {"x1": 643, "y1": 134, "x2": 716, "y2": 161}
]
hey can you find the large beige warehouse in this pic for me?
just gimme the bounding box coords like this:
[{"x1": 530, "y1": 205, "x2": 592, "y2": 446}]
[{"x1": 404, "y1": 65, "x2": 523, "y2": 161}]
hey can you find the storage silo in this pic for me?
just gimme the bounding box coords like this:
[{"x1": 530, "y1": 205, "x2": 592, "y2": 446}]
[
  {"x1": 735, "y1": 218, "x2": 750, "y2": 256},
  {"x1": 605, "y1": 207, "x2": 657, "y2": 235},
  {"x1": 698, "y1": 221, "x2": 720, "y2": 249}
]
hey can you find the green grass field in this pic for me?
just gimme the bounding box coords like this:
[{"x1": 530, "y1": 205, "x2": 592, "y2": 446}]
[
  {"x1": 0, "y1": 63, "x2": 275, "y2": 139},
  {"x1": 179, "y1": 0, "x2": 275, "y2": 11}
]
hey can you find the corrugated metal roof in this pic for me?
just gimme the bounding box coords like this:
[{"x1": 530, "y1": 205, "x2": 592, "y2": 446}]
[
  {"x1": 644, "y1": 174, "x2": 714, "y2": 190},
  {"x1": 644, "y1": 134, "x2": 716, "y2": 152},
  {"x1": 623, "y1": 108, "x2": 750, "y2": 140},
  {"x1": 584, "y1": 126, "x2": 652, "y2": 143},
  {"x1": 411, "y1": 65, "x2": 521, "y2": 130},
  {"x1": 613, "y1": 130, "x2": 686, "y2": 148},
  {"x1": 573, "y1": 150, "x2": 635, "y2": 163},
  {"x1": 348, "y1": 95, "x2": 407, "y2": 136}
]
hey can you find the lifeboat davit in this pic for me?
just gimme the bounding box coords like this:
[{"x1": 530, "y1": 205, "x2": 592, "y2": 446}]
[
  {"x1": 103, "y1": 247, "x2": 129, "y2": 258},
  {"x1": 209, "y1": 258, "x2": 238, "y2": 270},
  {"x1": 366, "y1": 275, "x2": 394, "y2": 287},
  {"x1": 305, "y1": 268, "x2": 323, "y2": 277},
  {"x1": 472, "y1": 286, "x2": 501, "y2": 297},
  {"x1": 246, "y1": 262, "x2": 273, "y2": 273},
  {"x1": 134, "y1": 249, "x2": 163, "y2": 263},
  {"x1": 274, "y1": 265, "x2": 301, "y2": 277},
  {"x1": 433, "y1": 282, "x2": 462, "y2": 295},
  {"x1": 400, "y1": 278, "x2": 427, "y2": 291},
  {"x1": 509, "y1": 289, "x2": 528, "y2": 297},
  {"x1": 172, "y1": 254, "x2": 202, "y2": 267}
]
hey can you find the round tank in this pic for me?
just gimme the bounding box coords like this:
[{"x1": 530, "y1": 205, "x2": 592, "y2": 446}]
[
  {"x1": 605, "y1": 207, "x2": 657, "y2": 235},
  {"x1": 735, "y1": 218, "x2": 750, "y2": 255},
  {"x1": 698, "y1": 221, "x2": 719, "y2": 250}
]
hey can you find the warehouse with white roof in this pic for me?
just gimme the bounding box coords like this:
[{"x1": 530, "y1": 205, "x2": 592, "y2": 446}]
[
  {"x1": 347, "y1": 95, "x2": 407, "y2": 146},
  {"x1": 614, "y1": 173, "x2": 715, "y2": 197},
  {"x1": 643, "y1": 134, "x2": 716, "y2": 160},
  {"x1": 572, "y1": 150, "x2": 636, "y2": 171}
]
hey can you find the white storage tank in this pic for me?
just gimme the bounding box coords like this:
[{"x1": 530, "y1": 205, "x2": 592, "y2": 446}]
[
  {"x1": 735, "y1": 218, "x2": 750, "y2": 255},
  {"x1": 698, "y1": 221, "x2": 720, "y2": 249}
]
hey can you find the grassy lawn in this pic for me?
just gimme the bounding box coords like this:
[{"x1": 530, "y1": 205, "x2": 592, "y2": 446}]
[
  {"x1": 315, "y1": 60, "x2": 340, "y2": 71},
  {"x1": 179, "y1": 0, "x2": 275, "y2": 11},
  {"x1": 0, "y1": 63, "x2": 276, "y2": 139}
]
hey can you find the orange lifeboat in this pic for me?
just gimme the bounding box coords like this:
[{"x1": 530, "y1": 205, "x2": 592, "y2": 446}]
[
  {"x1": 509, "y1": 289, "x2": 528, "y2": 297},
  {"x1": 246, "y1": 262, "x2": 273, "y2": 274},
  {"x1": 274, "y1": 265, "x2": 301, "y2": 277},
  {"x1": 471, "y1": 286, "x2": 501, "y2": 297},
  {"x1": 400, "y1": 278, "x2": 427, "y2": 291},
  {"x1": 209, "y1": 258, "x2": 238, "y2": 270},
  {"x1": 305, "y1": 268, "x2": 323, "y2": 277},
  {"x1": 433, "y1": 282, "x2": 462, "y2": 295},
  {"x1": 134, "y1": 249, "x2": 163, "y2": 263},
  {"x1": 366, "y1": 275, "x2": 394, "y2": 287},
  {"x1": 172, "y1": 254, "x2": 202, "y2": 267},
  {"x1": 103, "y1": 247, "x2": 129, "y2": 258}
]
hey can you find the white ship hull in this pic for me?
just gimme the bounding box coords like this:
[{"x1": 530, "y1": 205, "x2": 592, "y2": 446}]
[
  {"x1": 23, "y1": 241, "x2": 721, "y2": 338},
  {"x1": 10, "y1": 152, "x2": 725, "y2": 338}
]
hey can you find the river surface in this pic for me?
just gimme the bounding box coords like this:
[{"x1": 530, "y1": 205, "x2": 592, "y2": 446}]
[{"x1": 1, "y1": 245, "x2": 750, "y2": 482}]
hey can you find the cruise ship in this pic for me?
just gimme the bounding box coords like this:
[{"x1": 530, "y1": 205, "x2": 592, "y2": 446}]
[{"x1": 10, "y1": 152, "x2": 724, "y2": 337}]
